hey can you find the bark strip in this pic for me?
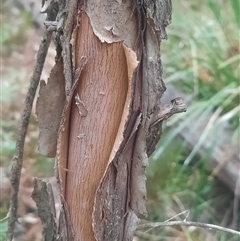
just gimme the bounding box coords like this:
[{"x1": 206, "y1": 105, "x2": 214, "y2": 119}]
[{"x1": 32, "y1": 179, "x2": 57, "y2": 241}]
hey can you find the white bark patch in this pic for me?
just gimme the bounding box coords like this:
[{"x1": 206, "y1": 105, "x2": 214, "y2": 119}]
[{"x1": 36, "y1": 59, "x2": 66, "y2": 157}]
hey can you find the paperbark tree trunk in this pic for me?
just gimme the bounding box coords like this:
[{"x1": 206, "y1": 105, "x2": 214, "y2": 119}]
[{"x1": 36, "y1": 0, "x2": 185, "y2": 240}]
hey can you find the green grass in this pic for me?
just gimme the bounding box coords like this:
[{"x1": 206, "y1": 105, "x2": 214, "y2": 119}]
[
  {"x1": 143, "y1": 1, "x2": 240, "y2": 240},
  {"x1": 0, "y1": 219, "x2": 7, "y2": 241},
  {"x1": 159, "y1": 0, "x2": 239, "y2": 164},
  {"x1": 1, "y1": 8, "x2": 32, "y2": 48},
  {"x1": 162, "y1": 1, "x2": 239, "y2": 131},
  {"x1": 145, "y1": 130, "x2": 238, "y2": 240}
]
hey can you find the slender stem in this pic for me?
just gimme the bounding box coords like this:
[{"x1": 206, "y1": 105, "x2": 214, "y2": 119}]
[
  {"x1": 6, "y1": 29, "x2": 52, "y2": 241},
  {"x1": 138, "y1": 220, "x2": 240, "y2": 236}
]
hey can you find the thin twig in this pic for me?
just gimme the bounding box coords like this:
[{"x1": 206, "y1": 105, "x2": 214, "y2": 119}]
[
  {"x1": 138, "y1": 220, "x2": 240, "y2": 236},
  {"x1": 143, "y1": 210, "x2": 190, "y2": 234},
  {"x1": 6, "y1": 29, "x2": 53, "y2": 241},
  {"x1": 164, "y1": 210, "x2": 189, "y2": 223},
  {"x1": 61, "y1": 0, "x2": 78, "y2": 98}
]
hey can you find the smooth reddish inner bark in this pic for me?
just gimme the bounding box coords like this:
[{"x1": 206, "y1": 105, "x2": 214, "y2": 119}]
[{"x1": 65, "y1": 12, "x2": 129, "y2": 240}]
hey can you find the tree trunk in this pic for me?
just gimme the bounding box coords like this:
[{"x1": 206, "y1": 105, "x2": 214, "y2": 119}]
[
  {"x1": 36, "y1": 0, "x2": 185, "y2": 240},
  {"x1": 66, "y1": 11, "x2": 132, "y2": 239}
]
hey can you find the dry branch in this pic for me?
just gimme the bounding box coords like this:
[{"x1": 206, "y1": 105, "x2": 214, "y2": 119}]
[
  {"x1": 6, "y1": 1, "x2": 58, "y2": 239},
  {"x1": 6, "y1": 29, "x2": 53, "y2": 241},
  {"x1": 138, "y1": 220, "x2": 240, "y2": 236}
]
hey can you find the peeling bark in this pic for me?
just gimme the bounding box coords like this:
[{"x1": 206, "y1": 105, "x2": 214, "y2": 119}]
[
  {"x1": 37, "y1": 59, "x2": 66, "y2": 157},
  {"x1": 35, "y1": 0, "x2": 187, "y2": 240},
  {"x1": 32, "y1": 179, "x2": 57, "y2": 241}
]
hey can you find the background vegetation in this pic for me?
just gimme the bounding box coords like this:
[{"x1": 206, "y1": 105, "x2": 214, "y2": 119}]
[
  {"x1": 144, "y1": 1, "x2": 240, "y2": 240},
  {"x1": 1, "y1": 0, "x2": 239, "y2": 240}
]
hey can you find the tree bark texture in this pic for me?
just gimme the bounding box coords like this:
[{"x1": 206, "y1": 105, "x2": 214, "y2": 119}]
[
  {"x1": 66, "y1": 11, "x2": 132, "y2": 239},
  {"x1": 36, "y1": 0, "x2": 185, "y2": 240}
]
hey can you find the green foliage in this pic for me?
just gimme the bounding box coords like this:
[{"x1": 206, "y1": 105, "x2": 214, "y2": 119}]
[
  {"x1": 0, "y1": 219, "x2": 7, "y2": 241},
  {"x1": 1, "y1": 122, "x2": 16, "y2": 164},
  {"x1": 144, "y1": 1, "x2": 240, "y2": 240},
  {"x1": 1, "y1": 68, "x2": 26, "y2": 103},
  {"x1": 32, "y1": 156, "x2": 55, "y2": 177},
  {"x1": 1, "y1": 68, "x2": 27, "y2": 165},
  {"x1": 0, "y1": 6, "x2": 53, "y2": 176},
  {"x1": 159, "y1": 0, "x2": 239, "y2": 164},
  {"x1": 145, "y1": 130, "x2": 238, "y2": 240},
  {"x1": 163, "y1": 0, "x2": 239, "y2": 120},
  {"x1": 1, "y1": 9, "x2": 32, "y2": 47},
  {"x1": 230, "y1": 0, "x2": 240, "y2": 28}
]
